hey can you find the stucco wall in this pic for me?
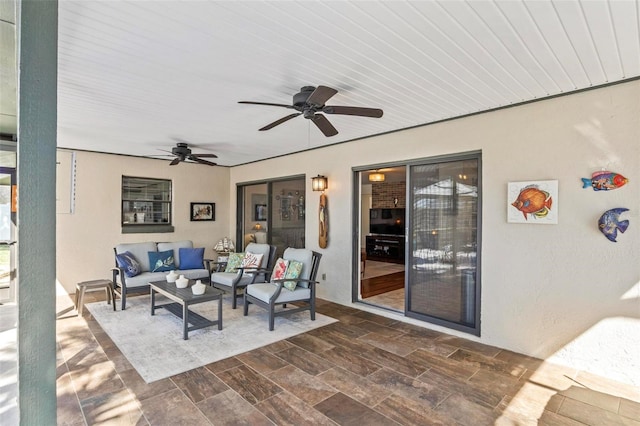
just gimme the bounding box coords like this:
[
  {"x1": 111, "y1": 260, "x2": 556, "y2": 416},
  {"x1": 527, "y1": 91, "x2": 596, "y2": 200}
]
[
  {"x1": 228, "y1": 80, "x2": 640, "y2": 385},
  {"x1": 55, "y1": 151, "x2": 230, "y2": 294}
]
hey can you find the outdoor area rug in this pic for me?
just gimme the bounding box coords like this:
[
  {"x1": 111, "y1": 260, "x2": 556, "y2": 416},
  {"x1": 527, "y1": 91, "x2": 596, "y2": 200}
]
[{"x1": 86, "y1": 294, "x2": 337, "y2": 383}]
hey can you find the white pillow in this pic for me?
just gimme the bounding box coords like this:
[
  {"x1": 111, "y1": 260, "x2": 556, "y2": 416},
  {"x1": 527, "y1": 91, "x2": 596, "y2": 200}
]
[{"x1": 240, "y1": 252, "x2": 264, "y2": 269}]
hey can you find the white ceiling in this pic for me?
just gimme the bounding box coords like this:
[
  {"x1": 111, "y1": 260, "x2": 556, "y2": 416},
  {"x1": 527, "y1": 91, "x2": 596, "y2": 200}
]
[{"x1": 9, "y1": 1, "x2": 640, "y2": 166}]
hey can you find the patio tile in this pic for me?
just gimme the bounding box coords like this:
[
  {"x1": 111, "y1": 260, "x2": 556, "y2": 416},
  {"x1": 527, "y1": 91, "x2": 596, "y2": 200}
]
[
  {"x1": 273, "y1": 345, "x2": 333, "y2": 376},
  {"x1": 197, "y1": 389, "x2": 274, "y2": 426},
  {"x1": 313, "y1": 392, "x2": 379, "y2": 425},
  {"x1": 170, "y1": 366, "x2": 229, "y2": 403},
  {"x1": 267, "y1": 364, "x2": 337, "y2": 405},
  {"x1": 140, "y1": 388, "x2": 209, "y2": 425},
  {"x1": 373, "y1": 393, "x2": 457, "y2": 426},
  {"x1": 318, "y1": 367, "x2": 392, "y2": 407},
  {"x1": 316, "y1": 346, "x2": 382, "y2": 377},
  {"x1": 368, "y1": 367, "x2": 450, "y2": 408},
  {"x1": 118, "y1": 367, "x2": 176, "y2": 402},
  {"x1": 216, "y1": 364, "x2": 283, "y2": 404},
  {"x1": 255, "y1": 392, "x2": 336, "y2": 425},
  {"x1": 236, "y1": 347, "x2": 290, "y2": 374}
]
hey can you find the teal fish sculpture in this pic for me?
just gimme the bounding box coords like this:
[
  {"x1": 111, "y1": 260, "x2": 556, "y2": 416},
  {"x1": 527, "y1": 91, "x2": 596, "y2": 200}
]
[
  {"x1": 582, "y1": 171, "x2": 628, "y2": 191},
  {"x1": 598, "y1": 208, "x2": 629, "y2": 242}
]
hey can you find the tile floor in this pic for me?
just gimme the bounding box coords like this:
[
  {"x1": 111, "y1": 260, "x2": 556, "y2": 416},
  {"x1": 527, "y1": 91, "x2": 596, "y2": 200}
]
[{"x1": 53, "y1": 292, "x2": 640, "y2": 426}]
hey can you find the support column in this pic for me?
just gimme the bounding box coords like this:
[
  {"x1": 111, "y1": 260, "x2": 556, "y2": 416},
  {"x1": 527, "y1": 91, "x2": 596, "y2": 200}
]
[{"x1": 17, "y1": 1, "x2": 58, "y2": 423}]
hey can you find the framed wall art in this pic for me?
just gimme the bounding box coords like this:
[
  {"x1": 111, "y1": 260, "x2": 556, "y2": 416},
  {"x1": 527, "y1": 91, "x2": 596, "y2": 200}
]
[
  {"x1": 254, "y1": 204, "x2": 267, "y2": 221},
  {"x1": 190, "y1": 202, "x2": 215, "y2": 221},
  {"x1": 507, "y1": 180, "x2": 558, "y2": 224}
]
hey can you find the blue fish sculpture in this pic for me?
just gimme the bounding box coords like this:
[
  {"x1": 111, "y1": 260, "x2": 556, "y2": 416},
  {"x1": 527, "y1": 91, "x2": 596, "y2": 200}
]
[{"x1": 598, "y1": 208, "x2": 629, "y2": 242}]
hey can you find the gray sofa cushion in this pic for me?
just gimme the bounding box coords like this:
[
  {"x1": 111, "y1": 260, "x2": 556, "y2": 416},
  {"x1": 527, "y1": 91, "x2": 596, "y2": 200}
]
[
  {"x1": 115, "y1": 241, "x2": 157, "y2": 272},
  {"x1": 122, "y1": 271, "x2": 169, "y2": 288},
  {"x1": 119, "y1": 269, "x2": 210, "y2": 288}
]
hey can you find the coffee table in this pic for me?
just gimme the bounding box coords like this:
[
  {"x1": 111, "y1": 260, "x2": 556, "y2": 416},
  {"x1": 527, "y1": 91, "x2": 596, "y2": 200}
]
[{"x1": 149, "y1": 280, "x2": 224, "y2": 340}]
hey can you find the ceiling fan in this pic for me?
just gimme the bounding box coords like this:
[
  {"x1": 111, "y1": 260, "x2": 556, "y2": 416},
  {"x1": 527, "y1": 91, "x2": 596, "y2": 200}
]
[
  {"x1": 239, "y1": 85, "x2": 383, "y2": 137},
  {"x1": 161, "y1": 142, "x2": 218, "y2": 166}
]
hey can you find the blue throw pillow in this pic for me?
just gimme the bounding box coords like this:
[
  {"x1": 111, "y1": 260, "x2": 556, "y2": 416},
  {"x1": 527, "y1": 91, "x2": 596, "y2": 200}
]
[
  {"x1": 148, "y1": 250, "x2": 175, "y2": 272},
  {"x1": 115, "y1": 251, "x2": 141, "y2": 278},
  {"x1": 179, "y1": 247, "x2": 205, "y2": 270}
]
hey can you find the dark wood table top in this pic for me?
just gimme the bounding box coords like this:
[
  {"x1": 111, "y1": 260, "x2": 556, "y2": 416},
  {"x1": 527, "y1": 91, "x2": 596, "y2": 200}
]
[{"x1": 149, "y1": 280, "x2": 223, "y2": 303}]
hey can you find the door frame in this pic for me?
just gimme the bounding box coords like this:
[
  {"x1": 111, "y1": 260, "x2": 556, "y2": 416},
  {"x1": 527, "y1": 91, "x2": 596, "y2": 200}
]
[{"x1": 352, "y1": 151, "x2": 482, "y2": 335}]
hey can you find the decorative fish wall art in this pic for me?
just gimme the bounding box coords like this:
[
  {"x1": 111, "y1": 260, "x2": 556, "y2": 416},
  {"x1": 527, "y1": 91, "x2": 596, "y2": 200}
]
[
  {"x1": 582, "y1": 171, "x2": 628, "y2": 191},
  {"x1": 512, "y1": 186, "x2": 552, "y2": 219},
  {"x1": 508, "y1": 180, "x2": 558, "y2": 224},
  {"x1": 598, "y1": 208, "x2": 629, "y2": 242}
]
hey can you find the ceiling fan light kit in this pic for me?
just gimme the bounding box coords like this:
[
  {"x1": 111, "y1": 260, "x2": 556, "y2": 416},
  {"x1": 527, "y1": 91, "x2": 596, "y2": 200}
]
[{"x1": 239, "y1": 85, "x2": 383, "y2": 137}]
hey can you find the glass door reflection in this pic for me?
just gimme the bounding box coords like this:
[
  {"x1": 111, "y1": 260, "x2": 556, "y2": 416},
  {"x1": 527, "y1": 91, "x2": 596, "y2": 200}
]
[{"x1": 0, "y1": 169, "x2": 16, "y2": 303}]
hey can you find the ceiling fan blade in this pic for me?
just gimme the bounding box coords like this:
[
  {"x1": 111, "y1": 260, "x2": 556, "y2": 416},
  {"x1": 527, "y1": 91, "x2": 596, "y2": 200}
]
[
  {"x1": 169, "y1": 157, "x2": 181, "y2": 166},
  {"x1": 322, "y1": 105, "x2": 383, "y2": 118},
  {"x1": 259, "y1": 113, "x2": 301, "y2": 131},
  {"x1": 307, "y1": 86, "x2": 338, "y2": 107},
  {"x1": 190, "y1": 156, "x2": 217, "y2": 166},
  {"x1": 191, "y1": 153, "x2": 218, "y2": 158},
  {"x1": 312, "y1": 114, "x2": 338, "y2": 137},
  {"x1": 238, "y1": 101, "x2": 294, "y2": 109}
]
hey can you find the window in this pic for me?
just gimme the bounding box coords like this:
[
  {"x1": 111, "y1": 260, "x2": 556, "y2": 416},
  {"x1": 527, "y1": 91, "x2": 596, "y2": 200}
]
[{"x1": 121, "y1": 176, "x2": 173, "y2": 233}]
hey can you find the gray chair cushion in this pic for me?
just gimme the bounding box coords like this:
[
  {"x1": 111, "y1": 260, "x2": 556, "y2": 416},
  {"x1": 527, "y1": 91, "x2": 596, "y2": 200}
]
[
  {"x1": 158, "y1": 240, "x2": 194, "y2": 269},
  {"x1": 115, "y1": 242, "x2": 157, "y2": 272},
  {"x1": 211, "y1": 271, "x2": 255, "y2": 287},
  {"x1": 283, "y1": 248, "x2": 313, "y2": 280},
  {"x1": 246, "y1": 283, "x2": 311, "y2": 303},
  {"x1": 245, "y1": 243, "x2": 272, "y2": 268}
]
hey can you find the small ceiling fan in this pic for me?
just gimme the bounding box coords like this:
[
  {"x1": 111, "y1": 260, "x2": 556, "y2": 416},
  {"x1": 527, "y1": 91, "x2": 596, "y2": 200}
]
[
  {"x1": 161, "y1": 142, "x2": 218, "y2": 166},
  {"x1": 239, "y1": 85, "x2": 383, "y2": 137}
]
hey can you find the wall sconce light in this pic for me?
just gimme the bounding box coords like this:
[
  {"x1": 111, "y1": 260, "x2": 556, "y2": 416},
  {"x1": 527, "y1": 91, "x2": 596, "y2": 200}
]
[
  {"x1": 252, "y1": 223, "x2": 263, "y2": 231},
  {"x1": 368, "y1": 170, "x2": 385, "y2": 182},
  {"x1": 311, "y1": 175, "x2": 328, "y2": 192}
]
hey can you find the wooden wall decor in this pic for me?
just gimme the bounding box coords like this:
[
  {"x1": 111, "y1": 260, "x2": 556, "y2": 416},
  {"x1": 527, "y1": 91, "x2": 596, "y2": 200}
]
[{"x1": 319, "y1": 193, "x2": 328, "y2": 248}]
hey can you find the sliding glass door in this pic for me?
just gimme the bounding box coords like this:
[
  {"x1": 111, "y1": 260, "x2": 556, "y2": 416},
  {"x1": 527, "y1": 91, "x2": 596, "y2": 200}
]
[
  {"x1": 237, "y1": 176, "x2": 306, "y2": 258},
  {"x1": 407, "y1": 154, "x2": 481, "y2": 334}
]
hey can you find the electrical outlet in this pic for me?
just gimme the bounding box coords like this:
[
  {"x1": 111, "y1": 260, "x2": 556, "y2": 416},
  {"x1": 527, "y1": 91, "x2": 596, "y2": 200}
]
[{"x1": 322, "y1": 273, "x2": 326, "y2": 280}]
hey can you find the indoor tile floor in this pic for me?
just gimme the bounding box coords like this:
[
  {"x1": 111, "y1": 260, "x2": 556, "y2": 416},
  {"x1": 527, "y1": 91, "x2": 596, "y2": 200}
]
[{"x1": 55, "y1": 292, "x2": 640, "y2": 426}]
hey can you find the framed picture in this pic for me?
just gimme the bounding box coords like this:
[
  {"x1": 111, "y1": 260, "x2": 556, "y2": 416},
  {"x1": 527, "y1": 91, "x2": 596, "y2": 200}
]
[
  {"x1": 254, "y1": 204, "x2": 267, "y2": 221},
  {"x1": 507, "y1": 180, "x2": 558, "y2": 224},
  {"x1": 190, "y1": 202, "x2": 215, "y2": 221}
]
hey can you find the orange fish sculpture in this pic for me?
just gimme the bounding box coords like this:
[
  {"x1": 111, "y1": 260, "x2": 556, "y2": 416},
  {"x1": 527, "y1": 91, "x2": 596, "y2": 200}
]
[{"x1": 511, "y1": 185, "x2": 552, "y2": 220}]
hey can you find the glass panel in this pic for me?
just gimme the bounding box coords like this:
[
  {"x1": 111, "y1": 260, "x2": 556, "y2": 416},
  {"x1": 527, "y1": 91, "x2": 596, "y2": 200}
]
[
  {"x1": 270, "y1": 179, "x2": 305, "y2": 258},
  {"x1": 0, "y1": 171, "x2": 15, "y2": 302},
  {"x1": 0, "y1": 143, "x2": 16, "y2": 168},
  {"x1": 241, "y1": 183, "x2": 268, "y2": 250},
  {"x1": 122, "y1": 176, "x2": 172, "y2": 225},
  {"x1": 408, "y1": 158, "x2": 479, "y2": 329}
]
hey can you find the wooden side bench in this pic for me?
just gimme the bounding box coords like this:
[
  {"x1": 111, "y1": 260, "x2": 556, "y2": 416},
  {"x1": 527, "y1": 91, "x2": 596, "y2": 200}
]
[{"x1": 75, "y1": 279, "x2": 116, "y2": 315}]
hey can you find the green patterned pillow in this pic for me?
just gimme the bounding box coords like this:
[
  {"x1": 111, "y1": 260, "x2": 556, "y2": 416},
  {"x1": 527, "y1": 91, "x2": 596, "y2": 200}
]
[
  {"x1": 283, "y1": 260, "x2": 304, "y2": 291},
  {"x1": 224, "y1": 252, "x2": 245, "y2": 273}
]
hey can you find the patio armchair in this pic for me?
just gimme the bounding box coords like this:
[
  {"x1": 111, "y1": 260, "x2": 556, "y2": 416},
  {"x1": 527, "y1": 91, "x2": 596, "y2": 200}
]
[
  {"x1": 243, "y1": 247, "x2": 322, "y2": 330},
  {"x1": 210, "y1": 243, "x2": 276, "y2": 309}
]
